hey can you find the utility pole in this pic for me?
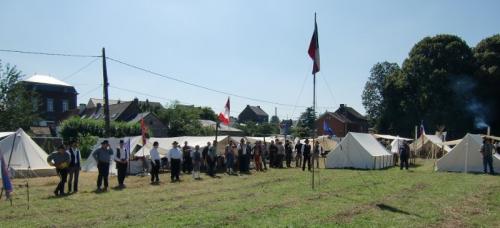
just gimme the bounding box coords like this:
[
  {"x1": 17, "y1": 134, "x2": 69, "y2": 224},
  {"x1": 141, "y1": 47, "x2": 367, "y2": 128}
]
[{"x1": 102, "y1": 48, "x2": 111, "y2": 137}]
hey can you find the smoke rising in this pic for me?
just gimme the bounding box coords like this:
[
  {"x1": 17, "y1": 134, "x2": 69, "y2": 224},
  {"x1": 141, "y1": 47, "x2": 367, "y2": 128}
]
[{"x1": 451, "y1": 75, "x2": 490, "y2": 129}]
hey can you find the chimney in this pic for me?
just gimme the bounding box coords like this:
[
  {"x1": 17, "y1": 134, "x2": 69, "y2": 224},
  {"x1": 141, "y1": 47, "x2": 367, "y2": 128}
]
[
  {"x1": 487, "y1": 127, "x2": 491, "y2": 136},
  {"x1": 340, "y1": 104, "x2": 346, "y2": 108},
  {"x1": 79, "y1": 104, "x2": 86, "y2": 114},
  {"x1": 133, "y1": 98, "x2": 139, "y2": 105}
]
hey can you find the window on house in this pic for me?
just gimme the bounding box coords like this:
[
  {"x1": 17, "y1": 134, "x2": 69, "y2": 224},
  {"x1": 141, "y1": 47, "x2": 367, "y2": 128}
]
[
  {"x1": 62, "y1": 99, "x2": 69, "y2": 112},
  {"x1": 47, "y1": 98, "x2": 54, "y2": 112},
  {"x1": 32, "y1": 98, "x2": 38, "y2": 112}
]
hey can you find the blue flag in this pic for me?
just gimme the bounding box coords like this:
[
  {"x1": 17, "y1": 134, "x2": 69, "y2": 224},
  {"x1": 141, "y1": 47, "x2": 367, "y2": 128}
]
[
  {"x1": 323, "y1": 120, "x2": 334, "y2": 136},
  {"x1": 1, "y1": 156, "x2": 13, "y2": 198}
]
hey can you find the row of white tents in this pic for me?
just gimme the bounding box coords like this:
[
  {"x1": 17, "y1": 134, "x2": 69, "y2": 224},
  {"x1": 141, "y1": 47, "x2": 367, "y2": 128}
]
[{"x1": 1, "y1": 129, "x2": 499, "y2": 178}]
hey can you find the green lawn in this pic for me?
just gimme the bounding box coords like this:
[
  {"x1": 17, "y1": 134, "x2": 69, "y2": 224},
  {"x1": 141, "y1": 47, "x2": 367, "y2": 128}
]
[{"x1": 1, "y1": 160, "x2": 499, "y2": 227}]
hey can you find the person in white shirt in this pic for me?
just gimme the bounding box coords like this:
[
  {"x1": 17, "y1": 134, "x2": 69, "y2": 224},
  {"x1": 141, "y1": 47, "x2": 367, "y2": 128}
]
[
  {"x1": 168, "y1": 141, "x2": 183, "y2": 182},
  {"x1": 114, "y1": 140, "x2": 129, "y2": 188},
  {"x1": 149, "y1": 141, "x2": 161, "y2": 184}
]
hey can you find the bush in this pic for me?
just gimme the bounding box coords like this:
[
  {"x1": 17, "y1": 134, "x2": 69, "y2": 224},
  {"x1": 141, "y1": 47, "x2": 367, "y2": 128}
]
[{"x1": 60, "y1": 117, "x2": 141, "y2": 142}]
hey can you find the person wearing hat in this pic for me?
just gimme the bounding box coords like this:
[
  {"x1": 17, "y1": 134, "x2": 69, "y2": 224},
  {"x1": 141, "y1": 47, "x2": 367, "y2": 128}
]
[
  {"x1": 480, "y1": 138, "x2": 496, "y2": 175},
  {"x1": 302, "y1": 139, "x2": 312, "y2": 171},
  {"x1": 67, "y1": 140, "x2": 82, "y2": 193},
  {"x1": 207, "y1": 140, "x2": 218, "y2": 177},
  {"x1": 149, "y1": 141, "x2": 161, "y2": 184},
  {"x1": 285, "y1": 140, "x2": 293, "y2": 168},
  {"x1": 92, "y1": 140, "x2": 114, "y2": 192},
  {"x1": 47, "y1": 145, "x2": 71, "y2": 196},
  {"x1": 168, "y1": 141, "x2": 183, "y2": 182},
  {"x1": 115, "y1": 139, "x2": 129, "y2": 188}
]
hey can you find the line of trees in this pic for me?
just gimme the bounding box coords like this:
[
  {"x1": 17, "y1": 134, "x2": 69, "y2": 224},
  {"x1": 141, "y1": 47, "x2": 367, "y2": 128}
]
[{"x1": 362, "y1": 34, "x2": 500, "y2": 138}]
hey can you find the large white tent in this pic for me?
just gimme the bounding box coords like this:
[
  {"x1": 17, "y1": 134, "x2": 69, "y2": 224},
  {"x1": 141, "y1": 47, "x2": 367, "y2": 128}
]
[
  {"x1": 325, "y1": 132, "x2": 393, "y2": 169},
  {"x1": 0, "y1": 129, "x2": 55, "y2": 178},
  {"x1": 436, "y1": 134, "x2": 500, "y2": 173}
]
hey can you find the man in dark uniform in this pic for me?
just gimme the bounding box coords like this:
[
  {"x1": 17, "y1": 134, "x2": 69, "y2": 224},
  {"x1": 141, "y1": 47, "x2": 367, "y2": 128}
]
[
  {"x1": 480, "y1": 138, "x2": 496, "y2": 175},
  {"x1": 285, "y1": 140, "x2": 293, "y2": 168},
  {"x1": 114, "y1": 140, "x2": 129, "y2": 188},
  {"x1": 302, "y1": 139, "x2": 312, "y2": 171},
  {"x1": 268, "y1": 140, "x2": 278, "y2": 168},
  {"x1": 47, "y1": 145, "x2": 71, "y2": 196},
  {"x1": 400, "y1": 141, "x2": 410, "y2": 170},
  {"x1": 67, "y1": 140, "x2": 81, "y2": 193},
  {"x1": 295, "y1": 140, "x2": 302, "y2": 168},
  {"x1": 182, "y1": 141, "x2": 193, "y2": 174},
  {"x1": 92, "y1": 140, "x2": 113, "y2": 192}
]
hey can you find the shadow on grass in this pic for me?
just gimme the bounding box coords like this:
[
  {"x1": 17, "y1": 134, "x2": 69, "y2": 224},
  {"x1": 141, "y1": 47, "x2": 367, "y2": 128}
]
[{"x1": 375, "y1": 203, "x2": 421, "y2": 218}]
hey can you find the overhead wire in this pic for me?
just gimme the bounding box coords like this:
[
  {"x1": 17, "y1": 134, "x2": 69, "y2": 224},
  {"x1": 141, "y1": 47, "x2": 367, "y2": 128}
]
[
  {"x1": 62, "y1": 58, "x2": 99, "y2": 81},
  {"x1": 0, "y1": 49, "x2": 99, "y2": 58},
  {"x1": 109, "y1": 85, "x2": 193, "y2": 106},
  {"x1": 106, "y1": 56, "x2": 335, "y2": 110}
]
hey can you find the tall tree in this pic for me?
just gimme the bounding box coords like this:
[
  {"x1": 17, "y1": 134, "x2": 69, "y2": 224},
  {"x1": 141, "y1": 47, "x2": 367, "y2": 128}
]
[
  {"x1": 0, "y1": 60, "x2": 38, "y2": 131},
  {"x1": 473, "y1": 34, "x2": 500, "y2": 135},
  {"x1": 362, "y1": 62, "x2": 400, "y2": 127}
]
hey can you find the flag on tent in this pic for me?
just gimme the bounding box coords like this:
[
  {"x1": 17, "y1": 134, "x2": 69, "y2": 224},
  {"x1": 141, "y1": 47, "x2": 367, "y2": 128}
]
[
  {"x1": 420, "y1": 121, "x2": 426, "y2": 136},
  {"x1": 308, "y1": 14, "x2": 320, "y2": 75},
  {"x1": 218, "y1": 97, "x2": 230, "y2": 125},
  {"x1": 141, "y1": 117, "x2": 148, "y2": 145},
  {"x1": 323, "y1": 119, "x2": 334, "y2": 136},
  {"x1": 1, "y1": 156, "x2": 13, "y2": 199}
]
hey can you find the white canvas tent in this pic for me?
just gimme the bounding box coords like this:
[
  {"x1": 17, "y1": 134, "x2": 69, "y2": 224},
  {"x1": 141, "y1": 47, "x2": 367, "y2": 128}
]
[
  {"x1": 297, "y1": 136, "x2": 340, "y2": 152},
  {"x1": 82, "y1": 136, "x2": 142, "y2": 175},
  {"x1": 0, "y1": 128, "x2": 55, "y2": 178},
  {"x1": 410, "y1": 134, "x2": 451, "y2": 157},
  {"x1": 436, "y1": 134, "x2": 500, "y2": 173},
  {"x1": 325, "y1": 132, "x2": 393, "y2": 169}
]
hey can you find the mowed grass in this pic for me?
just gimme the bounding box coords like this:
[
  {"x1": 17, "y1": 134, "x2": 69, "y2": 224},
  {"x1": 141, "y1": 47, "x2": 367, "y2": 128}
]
[{"x1": 1, "y1": 160, "x2": 499, "y2": 227}]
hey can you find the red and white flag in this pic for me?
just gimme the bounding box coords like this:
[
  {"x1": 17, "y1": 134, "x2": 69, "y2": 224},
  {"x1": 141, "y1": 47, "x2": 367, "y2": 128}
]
[
  {"x1": 218, "y1": 97, "x2": 230, "y2": 125},
  {"x1": 308, "y1": 14, "x2": 320, "y2": 75},
  {"x1": 140, "y1": 116, "x2": 148, "y2": 145}
]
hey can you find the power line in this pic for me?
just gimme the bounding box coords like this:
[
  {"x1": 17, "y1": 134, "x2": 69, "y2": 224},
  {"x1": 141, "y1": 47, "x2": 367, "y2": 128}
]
[
  {"x1": 79, "y1": 84, "x2": 102, "y2": 97},
  {"x1": 0, "y1": 49, "x2": 99, "y2": 58},
  {"x1": 106, "y1": 56, "x2": 334, "y2": 109},
  {"x1": 62, "y1": 57, "x2": 99, "y2": 80},
  {"x1": 321, "y1": 74, "x2": 338, "y2": 110},
  {"x1": 109, "y1": 85, "x2": 193, "y2": 106}
]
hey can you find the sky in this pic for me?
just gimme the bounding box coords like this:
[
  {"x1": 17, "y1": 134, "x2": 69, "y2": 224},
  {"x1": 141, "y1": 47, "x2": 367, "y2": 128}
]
[{"x1": 1, "y1": 0, "x2": 499, "y2": 120}]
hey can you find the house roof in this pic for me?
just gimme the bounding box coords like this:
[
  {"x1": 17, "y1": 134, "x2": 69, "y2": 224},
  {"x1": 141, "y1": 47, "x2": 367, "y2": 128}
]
[
  {"x1": 323, "y1": 112, "x2": 351, "y2": 123},
  {"x1": 87, "y1": 98, "x2": 162, "y2": 109},
  {"x1": 23, "y1": 74, "x2": 72, "y2": 87},
  {"x1": 247, "y1": 105, "x2": 268, "y2": 117},
  {"x1": 335, "y1": 105, "x2": 368, "y2": 121},
  {"x1": 81, "y1": 101, "x2": 136, "y2": 121},
  {"x1": 128, "y1": 112, "x2": 152, "y2": 123}
]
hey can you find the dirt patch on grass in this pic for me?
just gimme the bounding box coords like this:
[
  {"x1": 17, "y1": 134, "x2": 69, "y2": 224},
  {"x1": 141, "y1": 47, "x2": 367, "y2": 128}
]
[{"x1": 431, "y1": 191, "x2": 488, "y2": 228}]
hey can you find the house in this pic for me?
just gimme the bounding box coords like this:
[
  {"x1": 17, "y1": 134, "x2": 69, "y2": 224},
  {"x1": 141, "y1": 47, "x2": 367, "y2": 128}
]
[
  {"x1": 238, "y1": 105, "x2": 269, "y2": 124},
  {"x1": 199, "y1": 119, "x2": 244, "y2": 136},
  {"x1": 128, "y1": 112, "x2": 168, "y2": 137},
  {"x1": 316, "y1": 104, "x2": 369, "y2": 137},
  {"x1": 21, "y1": 74, "x2": 78, "y2": 127},
  {"x1": 81, "y1": 98, "x2": 168, "y2": 137},
  {"x1": 86, "y1": 98, "x2": 162, "y2": 111}
]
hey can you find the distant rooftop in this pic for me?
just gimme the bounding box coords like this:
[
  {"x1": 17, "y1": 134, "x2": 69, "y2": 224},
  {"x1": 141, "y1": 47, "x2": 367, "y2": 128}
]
[{"x1": 23, "y1": 74, "x2": 72, "y2": 87}]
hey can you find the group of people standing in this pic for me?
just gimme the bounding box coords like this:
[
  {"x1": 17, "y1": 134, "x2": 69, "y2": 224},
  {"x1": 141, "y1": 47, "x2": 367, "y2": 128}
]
[{"x1": 45, "y1": 137, "x2": 328, "y2": 196}]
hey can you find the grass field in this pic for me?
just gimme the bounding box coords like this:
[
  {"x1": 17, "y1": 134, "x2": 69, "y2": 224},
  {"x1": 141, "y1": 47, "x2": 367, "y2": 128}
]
[{"x1": 1, "y1": 160, "x2": 499, "y2": 227}]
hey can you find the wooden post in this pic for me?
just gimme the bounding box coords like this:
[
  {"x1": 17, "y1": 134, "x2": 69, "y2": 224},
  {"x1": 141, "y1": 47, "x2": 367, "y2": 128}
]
[{"x1": 102, "y1": 48, "x2": 111, "y2": 137}]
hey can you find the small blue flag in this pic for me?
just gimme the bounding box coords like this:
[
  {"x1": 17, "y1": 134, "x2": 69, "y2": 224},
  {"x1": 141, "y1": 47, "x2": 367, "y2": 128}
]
[
  {"x1": 1, "y1": 155, "x2": 13, "y2": 199},
  {"x1": 323, "y1": 120, "x2": 334, "y2": 136}
]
